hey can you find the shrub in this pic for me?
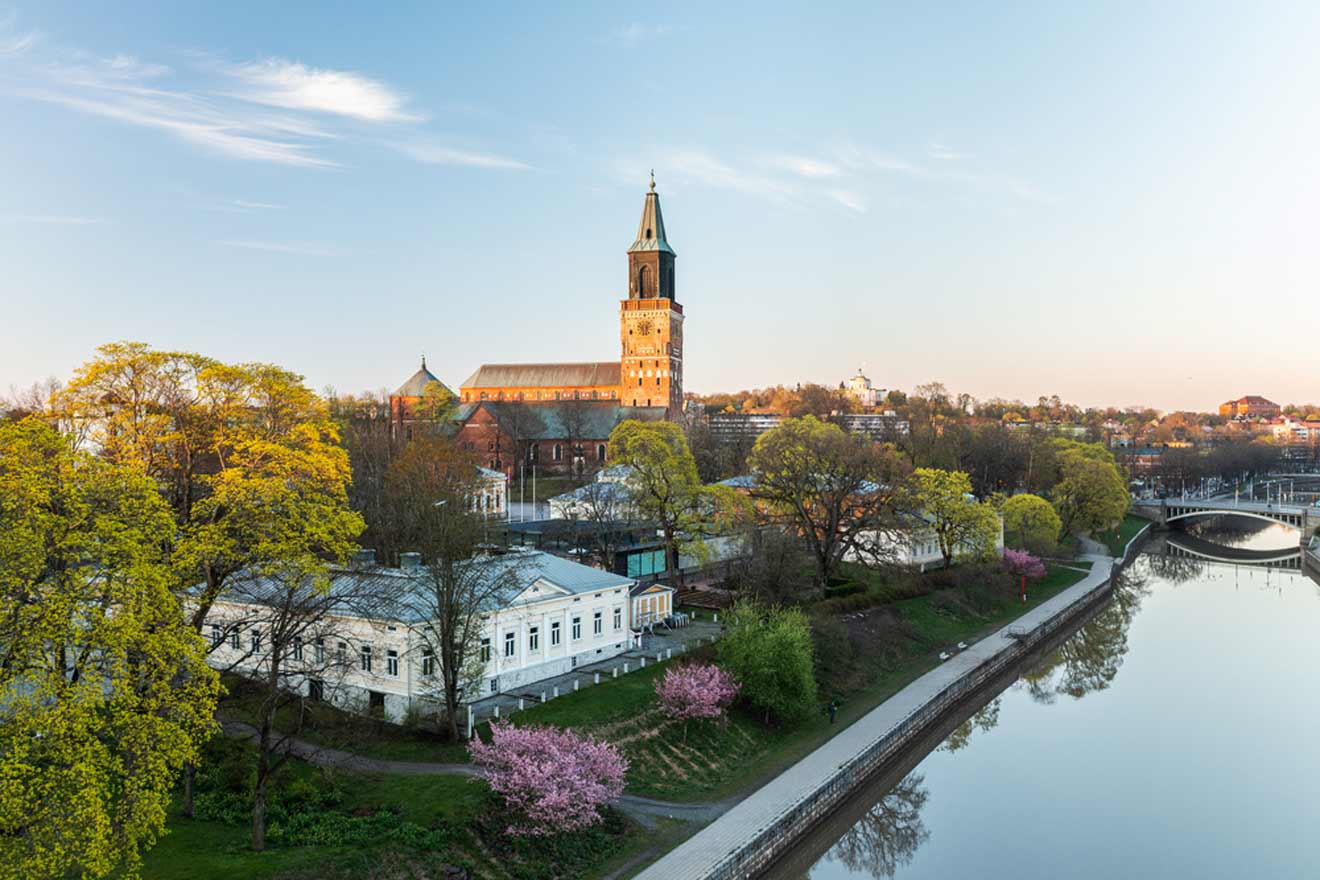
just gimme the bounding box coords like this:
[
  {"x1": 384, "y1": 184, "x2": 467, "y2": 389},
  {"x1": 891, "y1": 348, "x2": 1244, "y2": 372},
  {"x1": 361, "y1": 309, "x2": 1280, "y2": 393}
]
[
  {"x1": 470, "y1": 723, "x2": 627, "y2": 836},
  {"x1": 718, "y1": 601, "x2": 818, "y2": 725}
]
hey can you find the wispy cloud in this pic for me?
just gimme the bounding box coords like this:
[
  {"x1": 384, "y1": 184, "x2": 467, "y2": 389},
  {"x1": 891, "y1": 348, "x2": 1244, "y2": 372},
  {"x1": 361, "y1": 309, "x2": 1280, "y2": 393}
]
[
  {"x1": 928, "y1": 142, "x2": 969, "y2": 161},
  {"x1": 229, "y1": 199, "x2": 285, "y2": 211},
  {"x1": 609, "y1": 23, "x2": 672, "y2": 47},
  {"x1": 396, "y1": 142, "x2": 531, "y2": 170},
  {"x1": 665, "y1": 150, "x2": 794, "y2": 197},
  {"x1": 220, "y1": 59, "x2": 420, "y2": 123},
  {"x1": 827, "y1": 190, "x2": 867, "y2": 213},
  {"x1": 767, "y1": 155, "x2": 842, "y2": 179},
  {"x1": 216, "y1": 239, "x2": 339, "y2": 256},
  {"x1": 0, "y1": 214, "x2": 103, "y2": 224}
]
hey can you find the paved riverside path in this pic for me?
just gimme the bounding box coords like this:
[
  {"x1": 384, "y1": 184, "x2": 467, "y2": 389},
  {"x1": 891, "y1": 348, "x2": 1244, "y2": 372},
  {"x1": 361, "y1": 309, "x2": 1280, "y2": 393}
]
[{"x1": 633, "y1": 556, "x2": 1114, "y2": 880}]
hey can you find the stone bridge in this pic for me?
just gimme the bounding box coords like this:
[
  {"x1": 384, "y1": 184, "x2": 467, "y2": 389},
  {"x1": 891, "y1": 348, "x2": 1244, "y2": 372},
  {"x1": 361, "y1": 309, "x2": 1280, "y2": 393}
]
[{"x1": 1132, "y1": 497, "x2": 1318, "y2": 540}]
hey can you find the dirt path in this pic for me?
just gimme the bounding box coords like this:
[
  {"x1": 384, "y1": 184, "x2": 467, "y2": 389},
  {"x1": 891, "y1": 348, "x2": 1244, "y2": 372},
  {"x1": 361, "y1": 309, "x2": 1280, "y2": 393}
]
[{"x1": 219, "y1": 719, "x2": 734, "y2": 824}]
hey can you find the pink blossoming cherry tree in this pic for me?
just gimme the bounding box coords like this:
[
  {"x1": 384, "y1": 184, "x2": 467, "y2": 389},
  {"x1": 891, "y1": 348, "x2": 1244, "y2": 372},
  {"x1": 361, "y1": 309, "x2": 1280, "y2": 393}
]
[
  {"x1": 1002, "y1": 548, "x2": 1048, "y2": 580},
  {"x1": 654, "y1": 663, "x2": 740, "y2": 741},
  {"x1": 470, "y1": 722, "x2": 628, "y2": 836}
]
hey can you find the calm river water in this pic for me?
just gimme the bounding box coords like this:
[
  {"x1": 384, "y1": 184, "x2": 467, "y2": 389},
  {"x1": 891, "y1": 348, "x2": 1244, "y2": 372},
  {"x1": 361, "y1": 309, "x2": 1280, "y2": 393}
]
[{"x1": 783, "y1": 520, "x2": 1320, "y2": 880}]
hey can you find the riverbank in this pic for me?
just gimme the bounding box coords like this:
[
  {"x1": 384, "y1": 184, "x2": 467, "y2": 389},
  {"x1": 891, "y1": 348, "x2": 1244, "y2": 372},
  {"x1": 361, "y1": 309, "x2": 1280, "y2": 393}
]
[{"x1": 633, "y1": 553, "x2": 1126, "y2": 880}]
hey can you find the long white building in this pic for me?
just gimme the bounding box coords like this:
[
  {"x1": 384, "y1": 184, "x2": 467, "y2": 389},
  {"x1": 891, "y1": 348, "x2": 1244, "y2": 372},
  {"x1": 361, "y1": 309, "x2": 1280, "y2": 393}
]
[{"x1": 201, "y1": 548, "x2": 672, "y2": 724}]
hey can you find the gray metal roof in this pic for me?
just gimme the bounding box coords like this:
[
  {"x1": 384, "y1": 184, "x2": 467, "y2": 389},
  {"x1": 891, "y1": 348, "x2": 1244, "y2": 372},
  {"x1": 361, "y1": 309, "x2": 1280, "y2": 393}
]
[
  {"x1": 454, "y1": 401, "x2": 668, "y2": 441},
  {"x1": 204, "y1": 549, "x2": 635, "y2": 624},
  {"x1": 460, "y1": 362, "x2": 621, "y2": 390},
  {"x1": 628, "y1": 176, "x2": 676, "y2": 256},
  {"x1": 394, "y1": 360, "x2": 450, "y2": 398}
]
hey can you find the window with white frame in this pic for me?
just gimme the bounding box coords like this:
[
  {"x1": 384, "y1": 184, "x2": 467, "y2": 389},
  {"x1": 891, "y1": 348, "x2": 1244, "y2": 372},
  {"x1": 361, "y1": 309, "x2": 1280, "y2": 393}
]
[
  {"x1": 314, "y1": 638, "x2": 325, "y2": 664},
  {"x1": 337, "y1": 641, "x2": 347, "y2": 664},
  {"x1": 230, "y1": 629, "x2": 240, "y2": 650},
  {"x1": 529, "y1": 626, "x2": 540, "y2": 652},
  {"x1": 210, "y1": 624, "x2": 223, "y2": 647},
  {"x1": 504, "y1": 631, "x2": 515, "y2": 658},
  {"x1": 422, "y1": 649, "x2": 435, "y2": 676},
  {"x1": 571, "y1": 616, "x2": 582, "y2": 640},
  {"x1": 360, "y1": 645, "x2": 373, "y2": 673},
  {"x1": 292, "y1": 635, "x2": 303, "y2": 661},
  {"x1": 551, "y1": 620, "x2": 561, "y2": 646},
  {"x1": 553, "y1": 443, "x2": 563, "y2": 461},
  {"x1": 250, "y1": 629, "x2": 262, "y2": 654},
  {"x1": 386, "y1": 649, "x2": 399, "y2": 677},
  {"x1": 613, "y1": 606, "x2": 622, "y2": 631},
  {"x1": 593, "y1": 611, "x2": 603, "y2": 636},
  {"x1": 480, "y1": 638, "x2": 491, "y2": 663}
]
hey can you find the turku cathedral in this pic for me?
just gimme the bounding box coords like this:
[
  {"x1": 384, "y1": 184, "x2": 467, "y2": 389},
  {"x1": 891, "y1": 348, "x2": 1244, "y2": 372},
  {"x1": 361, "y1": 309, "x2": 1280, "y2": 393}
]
[{"x1": 389, "y1": 176, "x2": 685, "y2": 476}]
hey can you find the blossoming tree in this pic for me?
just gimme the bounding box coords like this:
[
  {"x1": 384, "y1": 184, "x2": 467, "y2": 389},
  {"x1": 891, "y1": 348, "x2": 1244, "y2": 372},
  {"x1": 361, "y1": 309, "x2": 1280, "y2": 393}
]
[
  {"x1": 470, "y1": 723, "x2": 627, "y2": 836},
  {"x1": 655, "y1": 663, "x2": 740, "y2": 740},
  {"x1": 1001, "y1": 548, "x2": 1048, "y2": 580}
]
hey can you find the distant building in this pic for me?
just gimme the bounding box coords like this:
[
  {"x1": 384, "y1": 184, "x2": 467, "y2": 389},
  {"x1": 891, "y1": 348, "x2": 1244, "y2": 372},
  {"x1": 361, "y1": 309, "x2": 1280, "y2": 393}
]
[
  {"x1": 389, "y1": 358, "x2": 455, "y2": 441},
  {"x1": 1218, "y1": 395, "x2": 1280, "y2": 420},
  {"x1": 833, "y1": 412, "x2": 909, "y2": 440},
  {"x1": 707, "y1": 412, "x2": 783, "y2": 441},
  {"x1": 843, "y1": 368, "x2": 883, "y2": 408}
]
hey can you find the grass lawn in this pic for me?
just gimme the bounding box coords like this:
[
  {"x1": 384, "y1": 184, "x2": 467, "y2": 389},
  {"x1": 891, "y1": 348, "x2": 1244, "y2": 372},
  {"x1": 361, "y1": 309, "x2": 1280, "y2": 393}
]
[
  {"x1": 1096, "y1": 513, "x2": 1152, "y2": 557},
  {"x1": 509, "y1": 562, "x2": 1090, "y2": 802}
]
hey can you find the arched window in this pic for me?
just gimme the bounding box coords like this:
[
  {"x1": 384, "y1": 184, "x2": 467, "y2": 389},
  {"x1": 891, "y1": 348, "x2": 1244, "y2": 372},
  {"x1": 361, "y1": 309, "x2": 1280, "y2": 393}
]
[
  {"x1": 637, "y1": 265, "x2": 651, "y2": 297},
  {"x1": 553, "y1": 444, "x2": 563, "y2": 462},
  {"x1": 597, "y1": 443, "x2": 606, "y2": 461}
]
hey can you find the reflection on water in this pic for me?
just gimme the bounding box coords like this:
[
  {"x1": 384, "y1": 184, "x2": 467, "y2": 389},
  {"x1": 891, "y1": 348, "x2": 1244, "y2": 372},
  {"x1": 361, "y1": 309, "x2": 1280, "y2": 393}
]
[
  {"x1": 1179, "y1": 517, "x2": 1298, "y2": 551},
  {"x1": 825, "y1": 775, "x2": 930, "y2": 879},
  {"x1": 796, "y1": 551, "x2": 1320, "y2": 879}
]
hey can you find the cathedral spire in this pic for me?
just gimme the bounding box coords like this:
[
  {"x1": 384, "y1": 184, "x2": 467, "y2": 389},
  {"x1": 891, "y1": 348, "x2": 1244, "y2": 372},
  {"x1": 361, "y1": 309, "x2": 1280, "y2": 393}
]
[{"x1": 629, "y1": 174, "x2": 675, "y2": 256}]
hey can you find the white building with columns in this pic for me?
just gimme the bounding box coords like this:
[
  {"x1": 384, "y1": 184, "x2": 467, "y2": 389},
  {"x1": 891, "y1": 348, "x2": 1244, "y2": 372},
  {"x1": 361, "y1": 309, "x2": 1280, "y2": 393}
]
[{"x1": 199, "y1": 548, "x2": 670, "y2": 724}]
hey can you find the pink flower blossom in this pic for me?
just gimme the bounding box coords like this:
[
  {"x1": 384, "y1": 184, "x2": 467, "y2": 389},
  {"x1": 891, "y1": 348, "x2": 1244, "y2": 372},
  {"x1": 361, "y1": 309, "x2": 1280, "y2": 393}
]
[
  {"x1": 1002, "y1": 548, "x2": 1047, "y2": 580},
  {"x1": 470, "y1": 722, "x2": 628, "y2": 836},
  {"x1": 655, "y1": 663, "x2": 740, "y2": 726}
]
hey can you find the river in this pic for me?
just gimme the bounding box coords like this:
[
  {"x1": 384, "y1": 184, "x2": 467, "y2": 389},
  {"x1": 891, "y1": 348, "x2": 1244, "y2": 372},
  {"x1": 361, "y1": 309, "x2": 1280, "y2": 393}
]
[{"x1": 777, "y1": 520, "x2": 1320, "y2": 880}]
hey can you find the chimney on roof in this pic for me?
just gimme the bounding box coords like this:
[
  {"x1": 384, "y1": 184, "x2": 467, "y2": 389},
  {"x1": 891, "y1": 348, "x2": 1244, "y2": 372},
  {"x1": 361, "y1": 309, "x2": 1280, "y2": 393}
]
[
  {"x1": 399, "y1": 551, "x2": 423, "y2": 572},
  {"x1": 351, "y1": 548, "x2": 377, "y2": 569}
]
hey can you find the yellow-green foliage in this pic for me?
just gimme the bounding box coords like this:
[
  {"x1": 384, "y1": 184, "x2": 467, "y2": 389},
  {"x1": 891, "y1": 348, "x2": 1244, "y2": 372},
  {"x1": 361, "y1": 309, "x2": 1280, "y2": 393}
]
[
  {"x1": 0, "y1": 420, "x2": 220, "y2": 880},
  {"x1": 1001, "y1": 493, "x2": 1062, "y2": 555},
  {"x1": 910, "y1": 468, "x2": 1001, "y2": 567}
]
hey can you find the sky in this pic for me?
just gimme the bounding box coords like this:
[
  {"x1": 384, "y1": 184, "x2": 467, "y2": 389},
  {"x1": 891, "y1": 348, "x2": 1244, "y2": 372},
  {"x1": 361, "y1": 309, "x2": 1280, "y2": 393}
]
[{"x1": 1, "y1": 2, "x2": 1318, "y2": 413}]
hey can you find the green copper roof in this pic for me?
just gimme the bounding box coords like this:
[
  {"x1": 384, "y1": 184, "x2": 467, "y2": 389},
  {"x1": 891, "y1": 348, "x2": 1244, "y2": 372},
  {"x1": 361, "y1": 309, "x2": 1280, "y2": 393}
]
[{"x1": 628, "y1": 174, "x2": 676, "y2": 256}]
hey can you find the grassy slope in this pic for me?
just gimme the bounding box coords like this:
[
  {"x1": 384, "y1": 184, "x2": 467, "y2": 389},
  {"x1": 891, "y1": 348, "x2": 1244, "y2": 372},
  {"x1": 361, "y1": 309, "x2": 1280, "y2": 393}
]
[
  {"x1": 1096, "y1": 513, "x2": 1151, "y2": 556},
  {"x1": 513, "y1": 563, "x2": 1089, "y2": 801}
]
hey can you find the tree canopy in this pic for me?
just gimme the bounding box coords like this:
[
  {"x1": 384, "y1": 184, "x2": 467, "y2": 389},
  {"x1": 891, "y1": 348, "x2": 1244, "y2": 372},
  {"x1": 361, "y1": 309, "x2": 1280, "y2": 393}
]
[
  {"x1": 0, "y1": 419, "x2": 220, "y2": 879},
  {"x1": 717, "y1": 600, "x2": 818, "y2": 725},
  {"x1": 1048, "y1": 441, "x2": 1129, "y2": 536},
  {"x1": 909, "y1": 468, "x2": 1001, "y2": 568},
  {"x1": 1000, "y1": 493, "x2": 1062, "y2": 555}
]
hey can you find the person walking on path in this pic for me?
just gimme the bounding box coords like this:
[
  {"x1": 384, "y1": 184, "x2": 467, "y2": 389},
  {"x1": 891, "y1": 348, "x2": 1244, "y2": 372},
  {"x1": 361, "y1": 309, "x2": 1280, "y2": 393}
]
[{"x1": 827, "y1": 699, "x2": 838, "y2": 725}]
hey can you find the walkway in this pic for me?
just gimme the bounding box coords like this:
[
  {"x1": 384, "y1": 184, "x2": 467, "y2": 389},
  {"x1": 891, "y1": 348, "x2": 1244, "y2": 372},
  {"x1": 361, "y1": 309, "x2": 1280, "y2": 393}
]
[
  {"x1": 218, "y1": 719, "x2": 731, "y2": 825},
  {"x1": 632, "y1": 556, "x2": 1115, "y2": 880}
]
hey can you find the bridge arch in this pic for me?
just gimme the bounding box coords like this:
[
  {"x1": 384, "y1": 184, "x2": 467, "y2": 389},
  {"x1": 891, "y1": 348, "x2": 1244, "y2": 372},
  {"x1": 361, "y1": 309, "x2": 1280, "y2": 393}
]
[{"x1": 1164, "y1": 509, "x2": 1303, "y2": 529}]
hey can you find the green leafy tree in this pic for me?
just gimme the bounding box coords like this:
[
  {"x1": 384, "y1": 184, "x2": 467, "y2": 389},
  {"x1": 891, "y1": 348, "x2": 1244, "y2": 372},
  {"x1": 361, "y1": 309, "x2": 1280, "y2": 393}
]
[
  {"x1": 717, "y1": 600, "x2": 818, "y2": 725},
  {"x1": 609, "y1": 420, "x2": 739, "y2": 584},
  {"x1": 1000, "y1": 493, "x2": 1062, "y2": 555},
  {"x1": 1050, "y1": 442, "x2": 1129, "y2": 536},
  {"x1": 910, "y1": 468, "x2": 1001, "y2": 568},
  {"x1": 0, "y1": 419, "x2": 220, "y2": 879},
  {"x1": 747, "y1": 416, "x2": 909, "y2": 588}
]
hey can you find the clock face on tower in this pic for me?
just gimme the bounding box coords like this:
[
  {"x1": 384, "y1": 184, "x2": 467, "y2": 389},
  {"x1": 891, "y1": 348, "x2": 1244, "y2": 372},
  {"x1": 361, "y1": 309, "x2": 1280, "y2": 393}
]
[{"x1": 635, "y1": 318, "x2": 654, "y2": 336}]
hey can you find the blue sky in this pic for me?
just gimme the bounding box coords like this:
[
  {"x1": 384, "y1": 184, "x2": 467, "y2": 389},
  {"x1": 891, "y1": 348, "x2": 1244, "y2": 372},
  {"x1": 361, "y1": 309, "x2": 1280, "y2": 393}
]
[{"x1": 2, "y1": 2, "x2": 1317, "y2": 411}]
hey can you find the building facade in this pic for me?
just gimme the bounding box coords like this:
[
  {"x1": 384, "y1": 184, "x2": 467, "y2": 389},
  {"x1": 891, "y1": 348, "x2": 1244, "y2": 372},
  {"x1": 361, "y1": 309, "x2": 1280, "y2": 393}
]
[
  {"x1": 201, "y1": 549, "x2": 675, "y2": 724},
  {"x1": 455, "y1": 175, "x2": 683, "y2": 418},
  {"x1": 1218, "y1": 395, "x2": 1281, "y2": 419}
]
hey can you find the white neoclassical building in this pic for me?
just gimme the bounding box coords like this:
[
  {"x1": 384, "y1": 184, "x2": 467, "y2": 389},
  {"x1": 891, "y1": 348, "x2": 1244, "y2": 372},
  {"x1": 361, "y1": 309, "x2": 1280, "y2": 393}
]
[{"x1": 200, "y1": 548, "x2": 672, "y2": 724}]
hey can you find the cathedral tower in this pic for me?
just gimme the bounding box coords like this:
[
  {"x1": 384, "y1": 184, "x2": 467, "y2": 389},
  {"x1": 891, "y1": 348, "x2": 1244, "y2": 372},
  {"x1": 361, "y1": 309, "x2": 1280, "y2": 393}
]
[{"x1": 620, "y1": 174, "x2": 683, "y2": 415}]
